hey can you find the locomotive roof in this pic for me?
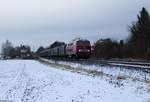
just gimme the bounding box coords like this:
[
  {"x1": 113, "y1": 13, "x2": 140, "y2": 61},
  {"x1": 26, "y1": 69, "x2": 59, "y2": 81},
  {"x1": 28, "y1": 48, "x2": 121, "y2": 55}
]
[{"x1": 72, "y1": 38, "x2": 89, "y2": 42}]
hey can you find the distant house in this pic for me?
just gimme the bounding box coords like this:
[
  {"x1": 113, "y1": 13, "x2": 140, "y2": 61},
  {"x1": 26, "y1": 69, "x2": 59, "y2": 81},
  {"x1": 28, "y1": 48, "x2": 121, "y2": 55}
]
[{"x1": 20, "y1": 45, "x2": 31, "y2": 59}]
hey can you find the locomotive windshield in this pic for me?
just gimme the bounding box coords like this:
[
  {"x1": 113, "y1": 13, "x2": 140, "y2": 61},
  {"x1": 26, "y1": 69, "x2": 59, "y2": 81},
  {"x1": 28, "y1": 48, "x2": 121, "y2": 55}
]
[{"x1": 77, "y1": 40, "x2": 90, "y2": 45}]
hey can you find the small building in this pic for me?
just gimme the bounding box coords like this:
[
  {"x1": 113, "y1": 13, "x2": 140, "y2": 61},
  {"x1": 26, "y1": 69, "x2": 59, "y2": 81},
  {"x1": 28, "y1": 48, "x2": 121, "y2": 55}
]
[{"x1": 20, "y1": 45, "x2": 31, "y2": 59}]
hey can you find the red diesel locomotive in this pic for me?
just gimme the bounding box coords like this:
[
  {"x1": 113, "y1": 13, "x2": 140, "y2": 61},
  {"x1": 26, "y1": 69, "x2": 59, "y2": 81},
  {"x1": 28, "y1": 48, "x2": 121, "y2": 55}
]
[{"x1": 66, "y1": 38, "x2": 91, "y2": 58}]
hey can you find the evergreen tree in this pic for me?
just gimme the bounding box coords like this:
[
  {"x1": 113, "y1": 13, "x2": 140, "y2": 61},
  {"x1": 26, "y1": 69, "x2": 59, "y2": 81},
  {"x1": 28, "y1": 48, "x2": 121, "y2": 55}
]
[{"x1": 129, "y1": 7, "x2": 150, "y2": 58}]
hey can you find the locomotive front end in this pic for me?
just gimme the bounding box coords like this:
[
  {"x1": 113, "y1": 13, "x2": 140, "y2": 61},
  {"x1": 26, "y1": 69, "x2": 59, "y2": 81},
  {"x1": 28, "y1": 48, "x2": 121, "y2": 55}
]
[{"x1": 76, "y1": 40, "x2": 91, "y2": 59}]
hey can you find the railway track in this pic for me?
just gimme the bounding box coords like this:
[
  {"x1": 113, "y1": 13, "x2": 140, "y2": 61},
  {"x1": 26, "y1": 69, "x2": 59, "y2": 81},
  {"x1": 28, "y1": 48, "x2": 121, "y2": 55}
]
[
  {"x1": 46, "y1": 58, "x2": 150, "y2": 73},
  {"x1": 88, "y1": 59, "x2": 150, "y2": 68}
]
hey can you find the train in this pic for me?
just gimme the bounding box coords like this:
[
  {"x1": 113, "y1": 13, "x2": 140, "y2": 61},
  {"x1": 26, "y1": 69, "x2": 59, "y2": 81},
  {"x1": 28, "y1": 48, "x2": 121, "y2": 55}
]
[{"x1": 38, "y1": 38, "x2": 91, "y2": 59}]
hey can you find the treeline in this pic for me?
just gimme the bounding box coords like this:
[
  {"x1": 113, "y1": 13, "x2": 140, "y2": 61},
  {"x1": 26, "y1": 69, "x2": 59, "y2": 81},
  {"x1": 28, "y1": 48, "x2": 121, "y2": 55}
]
[
  {"x1": 1, "y1": 40, "x2": 31, "y2": 59},
  {"x1": 92, "y1": 39, "x2": 124, "y2": 59},
  {"x1": 92, "y1": 7, "x2": 150, "y2": 59}
]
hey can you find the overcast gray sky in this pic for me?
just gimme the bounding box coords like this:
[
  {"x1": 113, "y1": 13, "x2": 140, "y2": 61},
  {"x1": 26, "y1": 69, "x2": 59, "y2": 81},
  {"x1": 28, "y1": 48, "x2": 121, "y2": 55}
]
[{"x1": 0, "y1": 0, "x2": 150, "y2": 50}]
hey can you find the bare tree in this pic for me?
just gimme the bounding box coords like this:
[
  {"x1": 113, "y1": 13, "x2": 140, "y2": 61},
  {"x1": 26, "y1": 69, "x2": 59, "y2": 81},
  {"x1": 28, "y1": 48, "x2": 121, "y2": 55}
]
[{"x1": 1, "y1": 40, "x2": 14, "y2": 58}]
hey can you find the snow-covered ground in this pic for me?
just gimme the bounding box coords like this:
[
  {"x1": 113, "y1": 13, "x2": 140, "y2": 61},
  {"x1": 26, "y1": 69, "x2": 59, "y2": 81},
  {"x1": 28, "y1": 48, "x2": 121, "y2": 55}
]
[
  {"x1": 49, "y1": 60, "x2": 150, "y2": 82},
  {"x1": 0, "y1": 60, "x2": 150, "y2": 102}
]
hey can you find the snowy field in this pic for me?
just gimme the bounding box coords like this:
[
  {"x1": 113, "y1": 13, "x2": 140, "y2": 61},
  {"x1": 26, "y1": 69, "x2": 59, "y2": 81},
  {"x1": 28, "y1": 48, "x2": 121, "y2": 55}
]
[{"x1": 0, "y1": 60, "x2": 150, "y2": 102}]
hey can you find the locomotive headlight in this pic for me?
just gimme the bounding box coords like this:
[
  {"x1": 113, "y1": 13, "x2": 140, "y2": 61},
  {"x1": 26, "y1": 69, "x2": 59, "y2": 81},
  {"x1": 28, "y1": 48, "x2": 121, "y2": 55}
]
[{"x1": 78, "y1": 49, "x2": 82, "y2": 52}]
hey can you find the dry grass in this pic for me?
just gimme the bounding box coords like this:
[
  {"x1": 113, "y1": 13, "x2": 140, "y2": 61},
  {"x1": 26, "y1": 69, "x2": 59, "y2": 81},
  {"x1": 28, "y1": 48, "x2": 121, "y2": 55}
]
[
  {"x1": 117, "y1": 75, "x2": 126, "y2": 80},
  {"x1": 38, "y1": 57, "x2": 105, "y2": 77}
]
